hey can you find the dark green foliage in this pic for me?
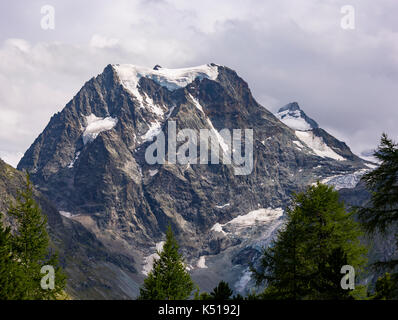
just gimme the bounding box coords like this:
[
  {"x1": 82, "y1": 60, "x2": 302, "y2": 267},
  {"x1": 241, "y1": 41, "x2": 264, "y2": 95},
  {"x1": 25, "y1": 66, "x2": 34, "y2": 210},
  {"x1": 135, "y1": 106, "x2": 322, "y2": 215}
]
[
  {"x1": 0, "y1": 212, "x2": 26, "y2": 299},
  {"x1": 0, "y1": 174, "x2": 66, "y2": 299},
  {"x1": 195, "y1": 283, "x2": 248, "y2": 300},
  {"x1": 138, "y1": 225, "x2": 195, "y2": 300},
  {"x1": 231, "y1": 293, "x2": 244, "y2": 300},
  {"x1": 358, "y1": 134, "x2": 398, "y2": 234},
  {"x1": 194, "y1": 291, "x2": 212, "y2": 300},
  {"x1": 252, "y1": 183, "x2": 367, "y2": 300},
  {"x1": 371, "y1": 273, "x2": 398, "y2": 300},
  {"x1": 312, "y1": 247, "x2": 352, "y2": 300},
  {"x1": 245, "y1": 291, "x2": 260, "y2": 300},
  {"x1": 210, "y1": 281, "x2": 233, "y2": 300},
  {"x1": 358, "y1": 134, "x2": 398, "y2": 273}
]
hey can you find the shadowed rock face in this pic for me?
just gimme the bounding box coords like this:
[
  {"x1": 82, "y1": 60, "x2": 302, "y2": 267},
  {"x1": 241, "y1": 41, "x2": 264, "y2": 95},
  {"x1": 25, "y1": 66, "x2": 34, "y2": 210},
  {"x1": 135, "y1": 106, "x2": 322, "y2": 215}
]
[
  {"x1": 16, "y1": 64, "x2": 369, "y2": 297},
  {"x1": 0, "y1": 159, "x2": 142, "y2": 299}
]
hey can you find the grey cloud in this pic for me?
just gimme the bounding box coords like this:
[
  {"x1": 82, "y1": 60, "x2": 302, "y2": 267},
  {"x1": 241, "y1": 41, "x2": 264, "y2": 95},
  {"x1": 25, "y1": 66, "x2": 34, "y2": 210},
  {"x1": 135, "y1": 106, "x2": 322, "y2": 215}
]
[{"x1": 0, "y1": 0, "x2": 397, "y2": 166}]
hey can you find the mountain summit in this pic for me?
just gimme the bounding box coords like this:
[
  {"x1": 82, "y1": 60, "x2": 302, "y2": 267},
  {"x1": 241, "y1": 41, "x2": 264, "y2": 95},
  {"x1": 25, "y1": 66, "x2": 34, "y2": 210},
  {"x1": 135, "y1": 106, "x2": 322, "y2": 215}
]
[
  {"x1": 276, "y1": 102, "x2": 319, "y2": 131},
  {"x1": 17, "y1": 63, "x2": 369, "y2": 298},
  {"x1": 275, "y1": 102, "x2": 368, "y2": 163}
]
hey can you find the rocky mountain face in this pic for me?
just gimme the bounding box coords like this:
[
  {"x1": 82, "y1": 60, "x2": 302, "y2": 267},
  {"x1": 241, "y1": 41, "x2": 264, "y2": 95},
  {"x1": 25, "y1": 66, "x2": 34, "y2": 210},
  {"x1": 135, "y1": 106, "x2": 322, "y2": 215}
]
[
  {"x1": 0, "y1": 158, "x2": 141, "y2": 299},
  {"x1": 16, "y1": 63, "x2": 372, "y2": 298}
]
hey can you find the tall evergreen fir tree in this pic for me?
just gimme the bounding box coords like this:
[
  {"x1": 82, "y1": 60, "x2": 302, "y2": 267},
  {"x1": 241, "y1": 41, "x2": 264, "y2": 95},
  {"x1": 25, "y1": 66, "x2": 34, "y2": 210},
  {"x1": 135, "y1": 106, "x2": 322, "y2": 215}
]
[
  {"x1": 251, "y1": 202, "x2": 311, "y2": 299},
  {"x1": 138, "y1": 225, "x2": 195, "y2": 300},
  {"x1": 357, "y1": 134, "x2": 398, "y2": 298},
  {"x1": 0, "y1": 212, "x2": 27, "y2": 299},
  {"x1": 252, "y1": 183, "x2": 367, "y2": 300},
  {"x1": 358, "y1": 134, "x2": 398, "y2": 269},
  {"x1": 1, "y1": 174, "x2": 66, "y2": 299}
]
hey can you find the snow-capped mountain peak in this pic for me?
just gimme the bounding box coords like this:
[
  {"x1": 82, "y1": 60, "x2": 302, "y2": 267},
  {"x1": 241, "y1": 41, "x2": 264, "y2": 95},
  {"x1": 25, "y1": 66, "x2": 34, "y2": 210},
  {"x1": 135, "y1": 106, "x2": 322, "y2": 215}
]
[
  {"x1": 275, "y1": 102, "x2": 348, "y2": 161},
  {"x1": 112, "y1": 63, "x2": 219, "y2": 102},
  {"x1": 276, "y1": 102, "x2": 319, "y2": 131}
]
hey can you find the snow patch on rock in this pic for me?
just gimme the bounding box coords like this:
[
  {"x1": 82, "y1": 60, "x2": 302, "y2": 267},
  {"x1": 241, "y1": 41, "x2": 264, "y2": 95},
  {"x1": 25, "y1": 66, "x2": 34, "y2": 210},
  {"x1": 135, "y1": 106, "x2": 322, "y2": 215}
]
[
  {"x1": 295, "y1": 131, "x2": 345, "y2": 161},
  {"x1": 228, "y1": 207, "x2": 284, "y2": 228},
  {"x1": 59, "y1": 211, "x2": 78, "y2": 218},
  {"x1": 67, "y1": 151, "x2": 80, "y2": 169},
  {"x1": 293, "y1": 140, "x2": 304, "y2": 148},
  {"x1": 141, "y1": 121, "x2": 162, "y2": 142},
  {"x1": 189, "y1": 94, "x2": 204, "y2": 114},
  {"x1": 142, "y1": 241, "x2": 165, "y2": 276},
  {"x1": 148, "y1": 169, "x2": 159, "y2": 176},
  {"x1": 206, "y1": 118, "x2": 229, "y2": 154},
  {"x1": 197, "y1": 256, "x2": 208, "y2": 269},
  {"x1": 211, "y1": 207, "x2": 283, "y2": 235},
  {"x1": 211, "y1": 223, "x2": 227, "y2": 235},
  {"x1": 142, "y1": 93, "x2": 166, "y2": 117},
  {"x1": 365, "y1": 163, "x2": 378, "y2": 169},
  {"x1": 215, "y1": 203, "x2": 230, "y2": 209},
  {"x1": 321, "y1": 169, "x2": 368, "y2": 190},
  {"x1": 83, "y1": 114, "x2": 118, "y2": 145}
]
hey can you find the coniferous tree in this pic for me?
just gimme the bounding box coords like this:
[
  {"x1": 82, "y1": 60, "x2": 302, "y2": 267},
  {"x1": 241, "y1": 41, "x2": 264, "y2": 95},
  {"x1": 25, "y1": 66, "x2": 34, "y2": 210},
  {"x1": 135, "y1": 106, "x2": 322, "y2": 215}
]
[
  {"x1": 371, "y1": 273, "x2": 398, "y2": 300},
  {"x1": 231, "y1": 293, "x2": 245, "y2": 300},
  {"x1": 210, "y1": 281, "x2": 233, "y2": 300},
  {"x1": 138, "y1": 225, "x2": 195, "y2": 300},
  {"x1": 0, "y1": 217, "x2": 13, "y2": 298},
  {"x1": 194, "y1": 291, "x2": 212, "y2": 300},
  {"x1": 313, "y1": 247, "x2": 352, "y2": 299},
  {"x1": 0, "y1": 212, "x2": 26, "y2": 299},
  {"x1": 252, "y1": 183, "x2": 367, "y2": 300},
  {"x1": 358, "y1": 134, "x2": 398, "y2": 273},
  {"x1": 0, "y1": 174, "x2": 66, "y2": 299},
  {"x1": 251, "y1": 193, "x2": 313, "y2": 300}
]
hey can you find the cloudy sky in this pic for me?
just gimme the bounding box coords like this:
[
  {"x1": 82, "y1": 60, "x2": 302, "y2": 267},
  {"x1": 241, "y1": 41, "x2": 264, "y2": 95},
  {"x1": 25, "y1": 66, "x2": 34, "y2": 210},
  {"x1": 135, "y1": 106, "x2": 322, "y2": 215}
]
[{"x1": 0, "y1": 0, "x2": 397, "y2": 167}]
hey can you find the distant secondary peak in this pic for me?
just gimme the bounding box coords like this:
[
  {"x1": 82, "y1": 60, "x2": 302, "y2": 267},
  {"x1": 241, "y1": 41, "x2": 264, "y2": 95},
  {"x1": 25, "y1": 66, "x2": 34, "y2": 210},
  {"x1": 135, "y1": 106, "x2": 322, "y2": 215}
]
[
  {"x1": 278, "y1": 102, "x2": 300, "y2": 113},
  {"x1": 153, "y1": 64, "x2": 162, "y2": 70},
  {"x1": 275, "y1": 102, "x2": 319, "y2": 131}
]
